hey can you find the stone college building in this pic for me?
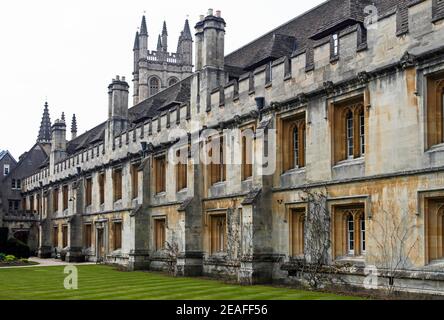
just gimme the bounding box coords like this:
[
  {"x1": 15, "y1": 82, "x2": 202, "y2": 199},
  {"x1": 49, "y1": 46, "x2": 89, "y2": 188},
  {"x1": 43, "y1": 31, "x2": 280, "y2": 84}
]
[{"x1": 3, "y1": 0, "x2": 444, "y2": 294}]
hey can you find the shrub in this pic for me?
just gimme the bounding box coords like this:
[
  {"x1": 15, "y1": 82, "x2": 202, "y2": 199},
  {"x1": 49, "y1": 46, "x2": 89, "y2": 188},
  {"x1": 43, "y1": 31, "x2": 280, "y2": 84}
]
[
  {"x1": 3, "y1": 238, "x2": 31, "y2": 259},
  {"x1": 0, "y1": 253, "x2": 5, "y2": 261},
  {"x1": 19, "y1": 258, "x2": 29, "y2": 264},
  {"x1": 5, "y1": 255, "x2": 16, "y2": 262}
]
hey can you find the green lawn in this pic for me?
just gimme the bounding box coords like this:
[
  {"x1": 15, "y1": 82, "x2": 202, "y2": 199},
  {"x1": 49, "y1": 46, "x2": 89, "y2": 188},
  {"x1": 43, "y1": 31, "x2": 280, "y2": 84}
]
[{"x1": 0, "y1": 265, "x2": 360, "y2": 300}]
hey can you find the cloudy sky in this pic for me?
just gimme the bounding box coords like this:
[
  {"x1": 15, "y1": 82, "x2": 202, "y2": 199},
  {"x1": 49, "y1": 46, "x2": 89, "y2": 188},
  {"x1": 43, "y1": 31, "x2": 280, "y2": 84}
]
[{"x1": 0, "y1": 0, "x2": 325, "y2": 158}]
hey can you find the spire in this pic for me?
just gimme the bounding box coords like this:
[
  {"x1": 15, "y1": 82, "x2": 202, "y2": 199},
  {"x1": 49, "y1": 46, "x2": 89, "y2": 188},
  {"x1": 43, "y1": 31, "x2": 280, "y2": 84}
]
[
  {"x1": 182, "y1": 19, "x2": 192, "y2": 40},
  {"x1": 162, "y1": 21, "x2": 168, "y2": 36},
  {"x1": 161, "y1": 21, "x2": 168, "y2": 52},
  {"x1": 133, "y1": 31, "x2": 139, "y2": 51},
  {"x1": 61, "y1": 112, "x2": 65, "y2": 123},
  {"x1": 157, "y1": 35, "x2": 162, "y2": 51},
  {"x1": 37, "y1": 101, "x2": 52, "y2": 143},
  {"x1": 140, "y1": 15, "x2": 148, "y2": 36},
  {"x1": 71, "y1": 114, "x2": 77, "y2": 140}
]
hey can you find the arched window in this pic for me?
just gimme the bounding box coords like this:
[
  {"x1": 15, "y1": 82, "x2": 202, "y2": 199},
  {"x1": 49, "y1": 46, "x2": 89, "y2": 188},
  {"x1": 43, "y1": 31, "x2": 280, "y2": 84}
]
[
  {"x1": 346, "y1": 110, "x2": 354, "y2": 159},
  {"x1": 347, "y1": 214, "x2": 355, "y2": 255},
  {"x1": 293, "y1": 126, "x2": 299, "y2": 168},
  {"x1": 150, "y1": 77, "x2": 160, "y2": 96},
  {"x1": 168, "y1": 78, "x2": 178, "y2": 87},
  {"x1": 360, "y1": 214, "x2": 366, "y2": 254},
  {"x1": 360, "y1": 109, "x2": 365, "y2": 155}
]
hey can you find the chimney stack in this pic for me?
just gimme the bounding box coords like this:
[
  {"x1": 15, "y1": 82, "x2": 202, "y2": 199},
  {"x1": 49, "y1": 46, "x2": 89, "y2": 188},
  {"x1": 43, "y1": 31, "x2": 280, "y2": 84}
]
[{"x1": 106, "y1": 75, "x2": 129, "y2": 150}]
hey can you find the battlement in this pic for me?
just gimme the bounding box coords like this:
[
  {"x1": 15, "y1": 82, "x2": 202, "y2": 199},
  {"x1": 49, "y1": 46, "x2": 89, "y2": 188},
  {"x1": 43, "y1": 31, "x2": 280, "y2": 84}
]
[
  {"x1": 146, "y1": 51, "x2": 180, "y2": 64},
  {"x1": 204, "y1": 0, "x2": 443, "y2": 125},
  {"x1": 23, "y1": 102, "x2": 192, "y2": 192}
]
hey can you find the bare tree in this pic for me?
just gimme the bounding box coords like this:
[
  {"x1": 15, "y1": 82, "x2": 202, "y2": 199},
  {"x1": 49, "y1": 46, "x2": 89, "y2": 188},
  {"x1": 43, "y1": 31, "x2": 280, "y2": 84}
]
[
  {"x1": 299, "y1": 188, "x2": 332, "y2": 289},
  {"x1": 164, "y1": 240, "x2": 180, "y2": 276},
  {"x1": 369, "y1": 207, "x2": 418, "y2": 295}
]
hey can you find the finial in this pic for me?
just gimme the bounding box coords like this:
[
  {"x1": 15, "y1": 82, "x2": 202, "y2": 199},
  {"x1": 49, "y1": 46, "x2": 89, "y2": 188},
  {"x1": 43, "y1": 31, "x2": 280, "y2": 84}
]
[{"x1": 61, "y1": 112, "x2": 65, "y2": 122}]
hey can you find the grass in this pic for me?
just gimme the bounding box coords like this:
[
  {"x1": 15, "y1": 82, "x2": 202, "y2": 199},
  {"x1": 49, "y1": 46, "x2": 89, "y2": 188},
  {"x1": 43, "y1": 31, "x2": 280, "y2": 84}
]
[{"x1": 0, "y1": 265, "x2": 361, "y2": 300}]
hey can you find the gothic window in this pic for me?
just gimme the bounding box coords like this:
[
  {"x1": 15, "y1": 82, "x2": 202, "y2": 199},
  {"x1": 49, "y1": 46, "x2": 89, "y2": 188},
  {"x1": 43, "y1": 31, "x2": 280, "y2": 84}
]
[
  {"x1": 131, "y1": 163, "x2": 139, "y2": 199},
  {"x1": 346, "y1": 110, "x2": 354, "y2": 159},
  {"x1": 84, "y1": 224, "x2": 92, "y2": 248},
  {"x1": 176, "y1": 148, "x2": 188, "y2": 192},
  {"x1": 331, "y1": 33, "x2": 339, "y2": 60},
  {"x1": 332, "y1": 98, "x2": 365, "y2": 163},
  {"x1": 241, "y1": 127, "x2": 255, "y2": 181},
  {"x1": 333, "y1": 205, "x2": 366, "y2": 259},
  {"x1": 360, "y1": 110, "x2": 365, "y2": 156},
  {"x1": 154, "y1": 218, "x2": 166, "y2": 251},
  {"x1": 62, "y1": 225, "x2": 68, "y2": 248},
  {"x1": 210, "y1": 214, "x2": 226, "y2": 254},
  {"x1": 113, "y1": 222, "x2": 122, "y2": 250},
  {"x1": 168, "y1": 78, "x2": 178, "y2": 87},
  {"x1": 99, "y1": 173, "x2": 105, "y2": 205},
  {"x1": 426, "y1": 74, "x2": 444, "y2": 148},
  {"x1": 266, "y1": 61, "x2": 273, "y2": 83},
  {"x1": 85, "y1": 177, "x2": 92, "y2": 207},
  {"x1": 347, "y1": 214, "x2": 355, "y2": 255},
  {"x1": 282, "y1": 113, "x2": 306, "y2": 172},
  {"x1": 37, "y1": 195, "x2": 41, "y2": 215},
  {"x1": 113, "y1": 169, "x2": 122, "y2": 202},
  {"x1": 290, "y1": 208, "x2": 305, "y2": 257},
  {"x1": 29, "y1": 195, "x2": 34, "y2": 213},
  {"x1": 154, "y1": 155, "x2": 166, "y2": 194},
  {"x1": 150, "y1": 77, "x2": 160, "y2": 96},
  {"x1": 360, "y1": 215, "x2": 366, "y2": 254},
  {"x1": 425, "y1": 199, "x2": 444, "y2": 263},
  {"x1": 53, "y1": 226, "x2": 58, "y2": 247},
  {"x1": 62, "y1": 185, "x2": 69, "y2": 211},
  {"x1": 55, "y1": 188, "x2": 61, "y2": 212},
  {"x1": 209, "y1": 136, "x2": 226, "y2": 185}
]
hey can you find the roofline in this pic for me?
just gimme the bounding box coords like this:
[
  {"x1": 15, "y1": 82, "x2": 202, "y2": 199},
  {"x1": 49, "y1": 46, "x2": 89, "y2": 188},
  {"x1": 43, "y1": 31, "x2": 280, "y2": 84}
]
[
  {"x1": 225, "y1": 0, "x2": 330, "y2": 59},
  {"x1": 0, "y1": 150, "x2": 17, "y2": 163}
]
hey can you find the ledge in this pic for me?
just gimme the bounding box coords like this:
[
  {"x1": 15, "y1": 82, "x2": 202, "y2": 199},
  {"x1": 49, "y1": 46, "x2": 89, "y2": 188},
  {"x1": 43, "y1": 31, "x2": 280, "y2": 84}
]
[
  {"x1": 333, "y1": 157, "x2": 364, "y2": 169},
  {"x1": 426, "y1": 143, "x2": 444, "y2": 154}
]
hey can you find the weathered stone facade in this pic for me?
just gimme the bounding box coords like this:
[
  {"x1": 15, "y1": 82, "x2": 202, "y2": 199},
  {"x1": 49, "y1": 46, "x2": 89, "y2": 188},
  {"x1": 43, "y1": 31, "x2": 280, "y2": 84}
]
[{"x1": 19, "y1": 0, "x2": 444, "y2": 295}]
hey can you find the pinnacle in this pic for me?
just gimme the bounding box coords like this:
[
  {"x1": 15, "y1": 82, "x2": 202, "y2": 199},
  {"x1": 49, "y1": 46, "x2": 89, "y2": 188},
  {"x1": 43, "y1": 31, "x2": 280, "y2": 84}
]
[{"x1": 140, "y1": 15, "x2": 148, "y2": 36}]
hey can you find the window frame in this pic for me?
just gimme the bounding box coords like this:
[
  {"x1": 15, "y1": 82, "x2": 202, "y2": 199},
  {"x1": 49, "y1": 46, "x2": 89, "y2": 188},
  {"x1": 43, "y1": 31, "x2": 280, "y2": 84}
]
[
  {"x1": 113, "y1": 168, "x2": 123, "y2": 202},
  {"x1": 154, "y1": 217, "x2": 166, "y2": 251},
  {"x1": 210, "y1": 214, "x2": 227, "y2": 254},
  {"x1": 332, "y1": 97, "x2": 365, "y2": 164},
  {"x1": 113, "y1": 221, "x2": 122, "y2": 250},
  {"x1": 281, "y1": 112, "x2": 306, "y2": 172},
  {"x1": 154, "y1": 155, "x2": 167, "y2": 194},
  {"x1": 149, "y1": 77, "x2": 160, "y2": 96}
]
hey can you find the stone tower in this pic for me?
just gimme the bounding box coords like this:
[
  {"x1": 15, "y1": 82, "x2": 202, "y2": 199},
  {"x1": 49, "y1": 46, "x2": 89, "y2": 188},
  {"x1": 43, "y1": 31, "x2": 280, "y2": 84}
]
[
  {"x1": 132, "y1": 16, "x2": 193, "y2": 105},
  {"x1": 37, "y1": 102, "x2": 52, "y2": 143}
]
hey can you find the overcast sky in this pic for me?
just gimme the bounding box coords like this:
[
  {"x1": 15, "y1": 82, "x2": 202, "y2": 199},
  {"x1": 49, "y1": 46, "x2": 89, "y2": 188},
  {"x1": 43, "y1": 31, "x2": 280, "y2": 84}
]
[{"x1": 0, "y1": 0, "x2": 325, "y2": 158}]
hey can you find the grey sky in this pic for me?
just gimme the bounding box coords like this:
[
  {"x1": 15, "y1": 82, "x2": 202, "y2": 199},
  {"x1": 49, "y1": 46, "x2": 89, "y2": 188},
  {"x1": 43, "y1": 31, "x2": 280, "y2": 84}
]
[{"x1": 0, "y1": 0, "x2": 325, "y2": 158}]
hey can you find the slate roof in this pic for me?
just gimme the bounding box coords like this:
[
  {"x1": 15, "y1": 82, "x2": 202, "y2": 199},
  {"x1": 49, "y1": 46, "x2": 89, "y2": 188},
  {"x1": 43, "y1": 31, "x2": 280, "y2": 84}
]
[
  {"x1": 64, "y1": 0, "x2": 407, "y2": 155},
  {"x1": 224, "y1": 0, "x2": 406, "y2": 71},
  {"x1": 65, "y1": 76, "x2": 192, "y2": 155}
]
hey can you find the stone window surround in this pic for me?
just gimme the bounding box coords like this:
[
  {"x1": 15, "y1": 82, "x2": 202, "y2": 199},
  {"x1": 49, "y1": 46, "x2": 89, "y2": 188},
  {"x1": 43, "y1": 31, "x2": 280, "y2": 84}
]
[
  {"x1": 327, "y1": 90, "x2": 369, "y2": 166},
  {"x1": 278, "y1": 108, "x2": 307, "y2": 175},
  {"x1": 152, "y1": 215, "x2": 167, "y2": 252},
  {"x1": 285, "y1": 203, "x2": 307, "y2": 258},
  {"x1": 204, "y1": 209, "x2": 228, "y2": 257},
  {"x1": 417, "y1": 189, "x2": 444, "y2": 265},
  {"x1": 328, "y1": 195, "x2": 371, "y2": 262}
]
